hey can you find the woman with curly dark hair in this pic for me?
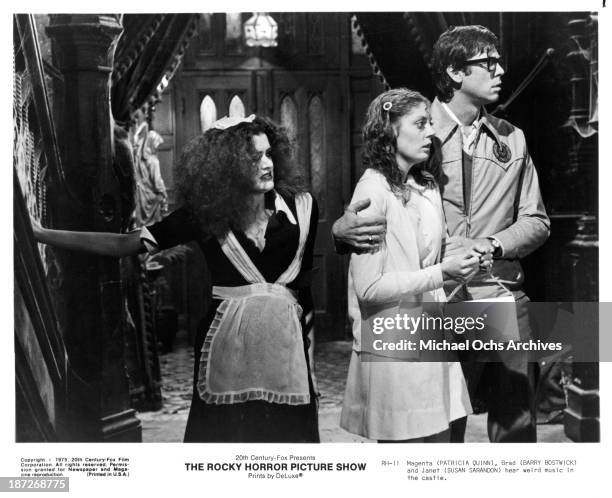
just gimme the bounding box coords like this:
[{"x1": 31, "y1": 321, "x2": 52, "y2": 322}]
[
  {"x1": 32, "y1": 115, "x2": 320, "y2": 443},
  {"x1": 340, "y1": 89, "x2": 476, "y2": 442}
]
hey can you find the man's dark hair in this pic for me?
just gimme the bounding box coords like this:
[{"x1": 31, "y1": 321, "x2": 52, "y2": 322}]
[{"x1": 431, "y1": 25, "x2": 499, "y2": 102}]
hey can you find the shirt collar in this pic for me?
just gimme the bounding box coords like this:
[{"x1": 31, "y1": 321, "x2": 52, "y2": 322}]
[
  {"x1": 431, "y1": 98, "x2": 460, "y2": 145},
  {"x1": 441, "y1": 102, "x2": 482, "y2": 136},
  {"x1": 270, "y1": 190, "x2": 297, "y2": 225},
  {"x1": 441, "y1": 102, "x2": 472, "y2": 128},
  {"x1": 431, "y1": 98, "x2": 501, "y2": 146},
  {"x1": 478, "y1": 107, "x2": 502, "y2": 146},
  {"x1": 405, "y1": 174, "x2": 427, "y2": 193}
]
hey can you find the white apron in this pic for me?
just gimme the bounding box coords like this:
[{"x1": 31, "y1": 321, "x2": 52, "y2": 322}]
[{"x1": 197, "y1": 193, "x2": 313, "y2": 406}]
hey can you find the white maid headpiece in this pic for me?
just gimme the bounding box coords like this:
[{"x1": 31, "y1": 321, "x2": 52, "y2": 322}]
[{"x1": 211, "y1": 114, "x2": 256, "y2": 130}]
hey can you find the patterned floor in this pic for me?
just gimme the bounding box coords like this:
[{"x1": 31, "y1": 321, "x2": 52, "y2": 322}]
[
  {"x1": 137, "y1": 330, "x2": 569, "y2": 443},
  {"x1": 156, "y1": 337, "x2": 193, "y2": 415}
]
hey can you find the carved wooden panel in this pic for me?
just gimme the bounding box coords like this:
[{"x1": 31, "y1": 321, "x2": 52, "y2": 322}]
[
  {"x1": 277, "y1": 13, "x2": 297, "y2": 55},
  {"x1": 280, "y1": 94, "x2": 298, "y2": 140},
  {"x1": 152, "y1": 90, "x2": 176, "y2": 206},
  {"x1": 196, "y1": 14, "x2": 215, "y2": 55},
  {"x1": 280, "y1": 94, "x2": 301, "y2": 177},
  {"x1": 308, "y1": 95, "x2": 325, "y2": 215},
  {"x1": 14, "y1": 53, "x2": 48, "y2": 268},
  {"x1": 306, "y1": 13, "x2": 323, "y2": 55},
  {"x1": 13, "y1": 15, "x2": 70, "y2": 440},
  {"x1": 225, "y1": 13, "x2": 245, "y2": 55}
]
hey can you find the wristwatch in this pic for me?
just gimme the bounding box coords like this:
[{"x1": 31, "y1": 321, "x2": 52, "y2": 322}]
[{"x1": 487, "y1": 237, "x2": 502, "y2": 257}]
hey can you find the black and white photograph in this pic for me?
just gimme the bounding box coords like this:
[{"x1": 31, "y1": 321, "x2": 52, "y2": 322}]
[{"x1": 5, "y1": 0, "x2": 610, "y2": 495}]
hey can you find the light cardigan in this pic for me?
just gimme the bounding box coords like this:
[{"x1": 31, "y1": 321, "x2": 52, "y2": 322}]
[{"x1": 347, "y1": 168, "x2": 446, "y2": 351}]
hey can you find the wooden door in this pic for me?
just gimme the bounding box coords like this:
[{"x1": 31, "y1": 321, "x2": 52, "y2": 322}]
[
  {"x1": 173, "y1": 69, "x2": 348, "y2": 340},
  {"x1": 273, "y1": 71, "x2": 347, "y2": 340},
  {"x1": 171, "y1": 72, "x2": 254, "y2": 340},
  {"x1": 173, "y1": 71, "x2": 254, "y2": 154}
]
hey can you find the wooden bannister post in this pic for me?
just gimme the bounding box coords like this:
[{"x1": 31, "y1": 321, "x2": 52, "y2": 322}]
[{"x1": 46, "y1": 14, "x2": 141, "y2": 441}]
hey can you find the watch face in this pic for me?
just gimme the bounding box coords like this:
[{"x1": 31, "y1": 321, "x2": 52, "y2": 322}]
[
  {"x1": 489, "y1": 239, "x2": 502, "y2": 257},
  {"x1": 488, "y1": 238, "x2": 500, "y2": 255}
]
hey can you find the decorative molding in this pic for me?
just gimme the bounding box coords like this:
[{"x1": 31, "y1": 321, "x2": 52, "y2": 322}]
[
  {"x1": 350, "y1": 14, "x2": 389, "y2": 90},
  {"x1": 306, "y1": 13, "x2": 323, "y2": 55},
  {"x1": 14, "y1": 167, "x2": 69, "y2": 441},
  {"x1": 15, "y1": 15, "x2": 77, "y2": 210},
  {"x1": 563, "y1": 15, "x2": 597, "y2": 137},
  {"x1": 45, "y1": 15, "x2": 123, "y2": 73},
  {"x1": 403, "y1": 13, "x2": 433, "y2": 68},
  {"x1": 308, "y1": 95, "x2": 325, "y2": 214},
  {"x1": 279, "y1": 93, "x2": 298, "y2": 141},
  {"x1": 113, "y1": 15, "x2": 165, "y2": 83},
  {"x1": 147, "y1": 15, "x2": 201, "y2": 109},
  {"x1": 278, "y1": 13, "x2": 297, "y2": 55}
]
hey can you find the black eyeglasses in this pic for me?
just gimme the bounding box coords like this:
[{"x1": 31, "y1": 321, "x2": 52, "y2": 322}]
[{"x1": 461, "y1": 56, "x2": 505, "y2": 73}]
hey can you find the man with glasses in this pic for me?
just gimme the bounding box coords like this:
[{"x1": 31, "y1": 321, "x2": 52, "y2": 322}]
[
  {"x1": 332, "y1": 25, "x2": 549, "y2": 442},
  {"x1": 430, "y1": 24, "x2": 549, "y2": 443}
]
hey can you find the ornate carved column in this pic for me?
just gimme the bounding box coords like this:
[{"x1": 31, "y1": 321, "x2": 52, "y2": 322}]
[
  {"x1": 46, "y1": 14, "x2": 141, "y2": 441},
  {"x1": 562, "y1": 13, "x2": 599, "y2": 443},
  {"x1": 565, "y1": 216, "x2": 599, "y2": 442}
]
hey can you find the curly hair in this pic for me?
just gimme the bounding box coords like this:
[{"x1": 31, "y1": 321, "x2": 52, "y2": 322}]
[
  {"x1": 431, "y1": 25, "x2": 499, "y2": 102},
  {"x1": 361, "y1": 88, "x2": 441, "y2": 195},
  {"x1": 175, "y1": 117, "x2": 306, "y2": 238}
]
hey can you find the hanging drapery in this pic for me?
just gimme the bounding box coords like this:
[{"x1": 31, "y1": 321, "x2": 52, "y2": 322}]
[
  {"x1": 353, "y1": 13, "x2": 431, "y2": 92},
  {"x1": 110, "y1": 14, "x2": 201, "y2": 413},
  {"x1": 353, "y1": 12, "x2": 500, "y2": 93},
  {"x1": 111, "y1": 14, "x2": 200, "y2": 123}
]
